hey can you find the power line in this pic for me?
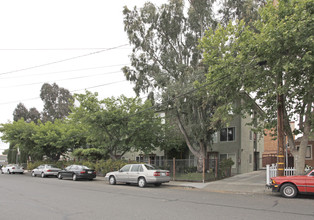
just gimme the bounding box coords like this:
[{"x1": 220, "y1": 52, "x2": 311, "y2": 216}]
[
  {"x1": 0, "y1": 63, "x2": 130, "y2": 79},
  {"x1": 0, "y1": 47, "x2": 132, "y2": 51},
  {"x1": 0, "y1": 80, "x2": 129, "y2": 105},
  {"x1": 0, "y1": 44, "x2": 129, "y2": 76},
  {"x1": 0, "y1": 70, "x2": 124, "y2": 89}
]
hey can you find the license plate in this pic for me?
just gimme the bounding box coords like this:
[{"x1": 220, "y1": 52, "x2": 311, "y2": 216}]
[
  {"x1": 161, "y1": 173, "x2": 166, "y2": 176},
  {"x1": 88, "y1": 171, "x2": 92, "y2": 174}
]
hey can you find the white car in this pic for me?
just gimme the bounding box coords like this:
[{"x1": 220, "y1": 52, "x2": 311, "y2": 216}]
[
  {"x1": 105, "y1": 164, "x2": 170, "y2": 187},
  {"x1": 31, "y1": 164, "x2": 61, "y2": 178},
  {"x1": 1, "y1": 164, "x2": 24, "y2": 174}
]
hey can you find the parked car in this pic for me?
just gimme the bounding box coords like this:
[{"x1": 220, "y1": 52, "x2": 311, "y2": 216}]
[
  {"x1": 268, "y1": 168, "x2": 314, "y2": 198},
  {"x1": 57, "y1": 165, "x2": 96, "y2": 181},
  {"x1": 1, "y1": 164, "x2": 24, "y2": 174},
  {"x1": 31, "y1": 164, "x2": 61, "y2": 178},
  {"x1": 105, "y1": 164, "x2": 170, "y2": 187}
]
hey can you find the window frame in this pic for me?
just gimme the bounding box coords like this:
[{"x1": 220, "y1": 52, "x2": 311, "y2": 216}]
[{"x1": 220, "y1": 127, "x2": 235, "y2": 142}]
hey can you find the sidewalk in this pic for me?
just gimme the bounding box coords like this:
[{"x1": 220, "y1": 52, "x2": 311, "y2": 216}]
[{"x1": 165, "y1": 170, "x2": 271, "y2": 194}]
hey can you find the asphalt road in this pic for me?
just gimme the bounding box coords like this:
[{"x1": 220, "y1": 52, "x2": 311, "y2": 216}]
[{"x1": 0, "y1": 173, "x2": 313, "y2": 220}]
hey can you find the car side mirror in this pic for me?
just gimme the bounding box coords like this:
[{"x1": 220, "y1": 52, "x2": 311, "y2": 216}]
[{"x1": 119, "y1": 169, "x2": 123, "y2": 172}]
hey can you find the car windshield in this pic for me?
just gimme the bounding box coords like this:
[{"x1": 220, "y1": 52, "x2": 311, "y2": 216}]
[
  {"x1": 46, "y1": 165, "x2": 58, "y2": 169},
  {"x1": 81, "y1": 166, "x2": 90, "y2": 169},
  {"x1": 305, "y1": 169, "x2": 314, "y2": 175},
  {"x1": 144, "y1": 164, "x2": 157, "y2": 170}
]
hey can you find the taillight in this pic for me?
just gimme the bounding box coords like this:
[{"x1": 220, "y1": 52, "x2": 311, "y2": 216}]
[
  {"x1": 166, "y1": 172, "x2": 170, "y2": 176},
  {"x1": 12, "y1": 167, "x2": 15, "y2": 169},
  {"x1": 80, "y1": 171, "x2": 86, "y2": 174},
  {"x1": 46, "y1": 170, "x2": 51, "y2": 172},
  {"x1": 153, "y1": 172, "x2": 160, "y2": 176}
]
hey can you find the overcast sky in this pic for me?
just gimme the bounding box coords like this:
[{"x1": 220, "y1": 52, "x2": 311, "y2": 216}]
[{"x1": 0, "y1": 0, "x2": 169, "y2": 153}]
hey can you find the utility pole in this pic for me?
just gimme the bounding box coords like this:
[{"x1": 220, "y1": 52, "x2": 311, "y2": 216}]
[{"x1": 273, "y1": 0, "x2": 285, "y2": 176}]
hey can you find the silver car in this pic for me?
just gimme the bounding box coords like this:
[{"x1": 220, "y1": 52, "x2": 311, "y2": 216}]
[
  {"x1": 105, "y1": 164, "x2": 170, "y2": 187},
  {"x1": 1, "y1": 164, "x2": 24, "y2": 174},
  {"x1": 31, "y1": 164, "x2": 61, "y2": 178}
]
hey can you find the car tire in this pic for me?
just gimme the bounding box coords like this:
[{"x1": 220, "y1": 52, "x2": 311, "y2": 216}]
[
  {"x1": 109, "y1": 176, "x2": 116, "y2": 185},
  {"x1": 31, "y1": 172, "x2": 36, "y2": 177},
  {"x1": 154, "y1": 183, "x2": 162, "y2": 187},
  {"x1": 138, "y1": 177, "x2": 147, "y2": 188},
  {"x1": 280, "y1": 183, "x2": 298, "y2": 198},
  {"x1": 72, "y1": 174, "x2": 77, "y2": 181},
  {"x1": 57, "y1": 173, "x2": 63, "y2": 179},
  {"x1": 41, "y1": 172, "x2": 45, "y2": 178}
]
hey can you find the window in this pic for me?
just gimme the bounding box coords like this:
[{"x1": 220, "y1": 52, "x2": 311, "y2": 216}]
[
  {"x1": 136, "y1": 156, "x2": 144, "y2": 162},
  {"x1": 249, "y1": 131, "x2": 253, "y2": 140},
  {"x1": 305, "y1": 145, "x2": 312, "y2": 159},
  {"x1": 212, "y1": 132, "x2": 218, "y2": 143},
  {"x1": 120, "y1": 165, "x2": 131, "y2": 172},
  {"x1": 220, "y1": 127, "x2": 235, "y2": 142},
  {"x1": 131, "y1": 164, "x2": 141, "y2": 172}
]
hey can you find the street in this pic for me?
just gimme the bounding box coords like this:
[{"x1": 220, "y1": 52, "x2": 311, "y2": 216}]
[{"x1": 0, "y1": 173, "x2": 313, "y2": 220}]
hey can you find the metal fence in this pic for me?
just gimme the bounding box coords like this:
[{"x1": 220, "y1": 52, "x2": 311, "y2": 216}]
[{"x1": 145, "y1": 158, "x2": 232, "y2": 182}]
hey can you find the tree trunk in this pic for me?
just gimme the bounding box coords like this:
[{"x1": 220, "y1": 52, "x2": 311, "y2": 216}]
[
  {"x1": 292, "y1": 100, "x2": 312, "y2": 175},
  {"x1": 295, "y1": 120, "x2": 311, "y2": 175},
  {"x1": 175, "y1": 111, "x2": 206, "y2": 172}
]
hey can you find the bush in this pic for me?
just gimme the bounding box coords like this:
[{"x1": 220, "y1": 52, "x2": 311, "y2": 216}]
[{"x1": 26, "y1": 159, "x2": 138, "y2": 176}]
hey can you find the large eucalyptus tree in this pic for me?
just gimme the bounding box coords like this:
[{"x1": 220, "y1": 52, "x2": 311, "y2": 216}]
[{"x1": 122, "y1": 0, "x2": 218, "y2": 170}]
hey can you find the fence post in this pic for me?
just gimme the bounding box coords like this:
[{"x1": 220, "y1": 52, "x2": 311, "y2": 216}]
[
  {"x1": 266, "y1": 164, "x2": 270, "y2": 185},
  {"x1": 173, "y1": 158, "x2": 176, "y2": 181},
  {"x1": 215, "y1": 158, "x2": 218, "y2": 179},
  {"x1": 203, "y1": 158, "x2": 205, "y2": 183}
]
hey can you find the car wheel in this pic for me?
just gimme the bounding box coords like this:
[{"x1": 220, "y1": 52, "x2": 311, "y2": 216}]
[
  {"x1": 57, "y1": 173, "x2": 63, "y2": 179},
  {"x1": 41, "y1": 172, "x2": 45, "y2": 178},
  {"x1": 109, "y1": 176, "x2": 116, "y2": 185},
  {"x1": 72, "y1": 174, "x2": 77, "y2": 181},
  {"x1": 31, "y1": 172, "x2": 36, "y2": 177},
  {"x1": 138, "y1": 177, "x2": 147, "y2": 188},
  {"x1": 280, "y1": 183, "x2": 298, "y2": 198},
  {"x1": 154, "y1": 183, "x2": 162, "y2": 187}
]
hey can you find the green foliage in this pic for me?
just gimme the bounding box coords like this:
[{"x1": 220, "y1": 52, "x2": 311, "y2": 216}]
[
  {"x1": 70, "y1": 92, "x2": 165, "y2": 160},
  {"x1": 200, "y1": 0, "x2": 313, "y2": 134},
  {"x1": 218, "y1": 158, "x2": 234, "y2": 178},
  {"x1": 0, "y1": 118, "x2": 86, "y2": 162},
  {"x1": 122, "y1": 0, "x2": 220, "y2": 166},
  {"x1": 72, "y1": 148, "x2": 106, "y2": 162},
  {"x1": 2, "y1": 148, "x2": 9, "y2": 155},
  {"x1": 13, "y1": 103, "x2": 41, "y2": 123},
  {"x1": 40, "y1": 83, "x2": 74, "y2": 122}
]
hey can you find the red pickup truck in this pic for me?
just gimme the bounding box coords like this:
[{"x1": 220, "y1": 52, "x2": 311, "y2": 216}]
[{"x1": 269, "y1": 169, "x2": 314, "y2": 198}]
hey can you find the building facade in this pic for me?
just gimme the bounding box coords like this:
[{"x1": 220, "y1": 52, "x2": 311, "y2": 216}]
[{"x1": 208, "y1": 114, "x2": 264, "y2": 175}]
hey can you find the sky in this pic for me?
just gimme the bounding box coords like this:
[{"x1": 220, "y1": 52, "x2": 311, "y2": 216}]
[{"x1": 0, "y1": 0, "x2": 169, "y2": 153}]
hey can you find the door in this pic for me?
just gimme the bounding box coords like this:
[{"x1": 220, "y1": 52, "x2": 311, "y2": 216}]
[
  {"x1": 63, "y1": 165, "x2": 73, "y2": 178},
  {"x1": 115, "y1": 164, "x2": 131, "y2": 182},
  {"x1": 306, "y1": 170, "x2": 314, "y2": 193},
  {"x1": 128, "y1": 164, "x2": 142, "y2": 183},
  {"x1": 35, "y1": 166, "x2": 43, "y2": 175}
]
